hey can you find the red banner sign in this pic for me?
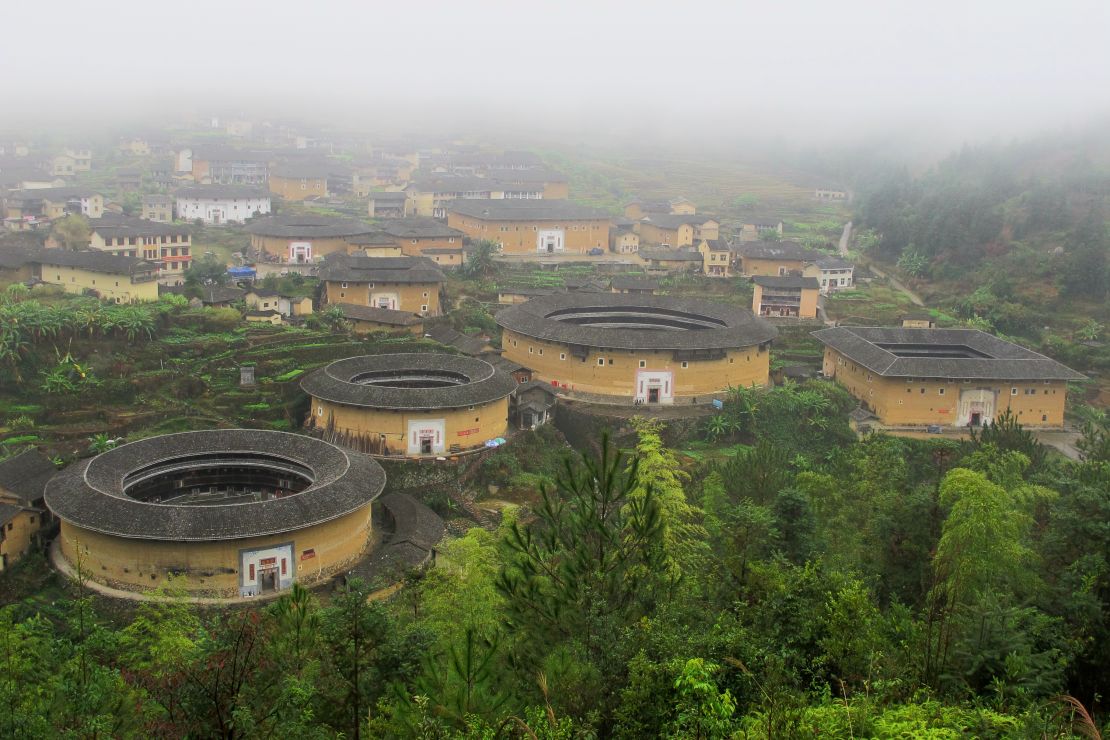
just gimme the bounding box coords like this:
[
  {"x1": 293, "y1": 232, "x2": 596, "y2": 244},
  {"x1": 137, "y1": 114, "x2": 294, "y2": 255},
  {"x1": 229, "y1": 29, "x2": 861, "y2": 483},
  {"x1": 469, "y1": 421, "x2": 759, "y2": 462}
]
[{"x1": 457, "y1": 427, "x2": 480, "y2": 436}]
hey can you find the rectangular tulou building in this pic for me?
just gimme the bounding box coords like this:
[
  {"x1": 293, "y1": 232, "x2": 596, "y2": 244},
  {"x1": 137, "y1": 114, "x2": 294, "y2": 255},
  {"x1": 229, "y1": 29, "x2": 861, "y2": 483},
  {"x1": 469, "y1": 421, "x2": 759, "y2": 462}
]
[{"x1": 813, "y1": 326, "x2": 1085, "y2": 428}]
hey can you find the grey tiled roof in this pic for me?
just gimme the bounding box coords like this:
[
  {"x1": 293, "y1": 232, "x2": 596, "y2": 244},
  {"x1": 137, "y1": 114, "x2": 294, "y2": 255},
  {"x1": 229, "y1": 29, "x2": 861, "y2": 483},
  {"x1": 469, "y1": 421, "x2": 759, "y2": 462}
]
[
  {"x1": 815, "y1": 255, "x2": 853, "y2": 269},
  {"x1": 44, "y1": 430, "x2": 385, "y2": 541},
  {"x1": 0, "y1": 449, "x2": 56, "y2": 505},
  {"x1": 244, "y1": 214, "x2": 375, "y2": 238},
  {"x1": 752, "y1": 275, "x2": 820, "y2": 289},
  {"x1": 610, "y1": 276, "x2": 660, "y2": 290},
  {"x1": 38, "y1": 249, "x2": 157, "y2": 277},
  {"x1": 88, "y1": 217, "x2": 190, "y2": 239},
  {"x1": 176, "y1": 185, "x2": 270, "y2": 200},
  {"x1": 735, "y1": 241, "x2": 822, "y2": 261},
  {"x1": 640, "y1": 214, "x2": 717, "y2": 229},
  {"x1": 0, "y1": 503, "x2": 23, "y2": 526},
  {"x1": 336, "y1": 303, "x2": 423, "y2": 326},
  {"x1": 425, "y1": 325, "x2": 489, "y2": 355},
  {"x1": 496, "y1": 293, "x2": 777, "y2": 350},
  {"x1": 448, "y1": 199, "x2": 612, "y2": 221},
  {"x1": 812, "y1": 327, "x2": 1086, "y2": 381},
  {"x1": 376, "y1": 218, "x2": 464, "y2": 239},
  {"x1": 318, "y1": 254, "x2": 446, "y2": 284},
  {"x1": 301, "y1": 353, "x2": 517, "y2": 410},
  {"x1": 639, "y1": 248, "x2": 702, "y2": 262}
]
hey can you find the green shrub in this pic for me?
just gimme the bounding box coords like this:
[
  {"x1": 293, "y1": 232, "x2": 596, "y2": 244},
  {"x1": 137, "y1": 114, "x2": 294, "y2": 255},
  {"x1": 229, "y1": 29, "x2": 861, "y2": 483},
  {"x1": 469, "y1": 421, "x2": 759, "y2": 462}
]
[
  {"x1": 274, "y1": 368, "x2": 304, "y2": 382},
  {"x1": 1, "y1": 435, "x2": 40, "y2": 446}
]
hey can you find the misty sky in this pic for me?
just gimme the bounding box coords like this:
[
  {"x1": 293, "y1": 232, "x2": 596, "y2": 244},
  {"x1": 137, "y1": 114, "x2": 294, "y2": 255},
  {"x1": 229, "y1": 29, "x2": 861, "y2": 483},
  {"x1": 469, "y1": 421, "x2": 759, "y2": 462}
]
[{"x1": 4, "y1": 0, "x2": 1110, "y2": 146}]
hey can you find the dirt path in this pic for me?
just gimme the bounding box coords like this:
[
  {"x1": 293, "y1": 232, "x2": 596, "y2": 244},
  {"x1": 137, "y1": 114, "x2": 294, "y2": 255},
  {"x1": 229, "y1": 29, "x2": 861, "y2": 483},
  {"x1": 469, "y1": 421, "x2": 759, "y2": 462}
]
[
  {"x1": 838, "y1": 221, "x2": 852, "y2": 256},
  {"x1": 867, "y1": 262, "x2": 926, "y2": 308}
]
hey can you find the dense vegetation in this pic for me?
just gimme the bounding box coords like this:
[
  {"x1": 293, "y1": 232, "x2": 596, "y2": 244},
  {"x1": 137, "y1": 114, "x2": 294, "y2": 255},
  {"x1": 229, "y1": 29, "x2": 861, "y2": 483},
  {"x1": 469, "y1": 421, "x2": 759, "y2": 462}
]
[{"x1": 3, "y1": 375, "x2": 1109, "y2": 737}]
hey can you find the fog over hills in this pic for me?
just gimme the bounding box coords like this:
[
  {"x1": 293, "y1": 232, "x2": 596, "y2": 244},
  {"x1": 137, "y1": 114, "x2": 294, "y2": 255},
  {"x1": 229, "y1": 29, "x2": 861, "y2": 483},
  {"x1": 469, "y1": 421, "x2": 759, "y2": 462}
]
[{"x1": 4, "y1": 0, "x2": 1109, "y2": 157}]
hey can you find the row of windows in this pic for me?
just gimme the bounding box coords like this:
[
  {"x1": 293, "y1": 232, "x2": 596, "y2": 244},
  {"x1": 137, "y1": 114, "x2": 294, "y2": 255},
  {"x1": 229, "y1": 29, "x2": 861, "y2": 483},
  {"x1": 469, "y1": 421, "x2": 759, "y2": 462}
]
[{"x1": 104, "y1": 234, "x2": 186, "y2": 246}]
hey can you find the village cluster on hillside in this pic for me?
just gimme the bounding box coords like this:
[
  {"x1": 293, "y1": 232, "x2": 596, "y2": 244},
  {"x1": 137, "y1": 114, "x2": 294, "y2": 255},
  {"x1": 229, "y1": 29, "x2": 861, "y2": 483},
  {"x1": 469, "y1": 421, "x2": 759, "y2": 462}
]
[{"x1": 0, "y1": 114, "x2": 1087, "y2": 600}]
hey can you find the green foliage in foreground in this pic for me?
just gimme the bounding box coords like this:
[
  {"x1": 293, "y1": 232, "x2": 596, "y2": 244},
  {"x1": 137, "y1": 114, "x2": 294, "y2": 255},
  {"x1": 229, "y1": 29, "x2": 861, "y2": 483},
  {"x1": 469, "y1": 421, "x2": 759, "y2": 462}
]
[{"x1": 2, "y1": 399, "x2": 1110, "y2": 737}]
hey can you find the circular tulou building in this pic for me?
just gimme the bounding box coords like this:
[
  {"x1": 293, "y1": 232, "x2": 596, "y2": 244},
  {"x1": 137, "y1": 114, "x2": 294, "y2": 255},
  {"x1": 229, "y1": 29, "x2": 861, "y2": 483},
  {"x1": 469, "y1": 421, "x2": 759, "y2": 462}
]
[
  {"x1": 301, "y1": 353, "x2": 517, "y2": 457},
  {"x1": 44, "y1": 430, "x2": 385, "y2": 598},
  {"x1": 496, "y1": 293, "x2": 778, "y2": 404},
  {"x1": 245, "y1": 214, "x2": 375, "y2": 263}
]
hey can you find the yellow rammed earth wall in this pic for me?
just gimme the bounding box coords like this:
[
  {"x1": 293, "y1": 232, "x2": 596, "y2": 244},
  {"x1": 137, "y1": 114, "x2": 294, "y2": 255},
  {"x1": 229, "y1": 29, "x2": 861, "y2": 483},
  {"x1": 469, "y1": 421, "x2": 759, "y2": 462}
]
[
  {"x1": 501, "y1": 329, "x2": 770, "y2": 400},
  {"x1": 269, "y1": 175, "x2": 327, "y2": 201},
  {"x1": 40, "y1": 264, "x2": 158, "y2": 303},
  {"x1": 446, "y1": 213, "x2": 610, "y2": 254},
  {"x1": 308, "y1": 397, "x2": 510, "y2": 456},
  {"x1": 250, "y1": 233, "x2": 354, "y2": 260},
  {"x1": 0, "y1": 510, "x2": 41, "y2": 570},
  {"x1": 58, "y1": 504, "x2": 373, "y2": 597},
  {"x1": 741, "y1": 257, "x2": 808, "y2": 276},
  {"x1": 822, "y1": 348, "x2": 1069, "y2": 427},
  {"x1": 322, "y1": 280, "x2": 442, "y2": 315}
]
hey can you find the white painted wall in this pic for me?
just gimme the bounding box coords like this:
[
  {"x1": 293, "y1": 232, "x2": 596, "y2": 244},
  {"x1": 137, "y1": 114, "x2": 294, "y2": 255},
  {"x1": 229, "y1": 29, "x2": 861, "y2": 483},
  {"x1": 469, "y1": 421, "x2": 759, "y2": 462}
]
[
  {"x1": 635, "y1": 370, "x2": 674, "y2": 404},
  {"x1": 956, "y1": 388, "x2": 996, "y2": 427},
  {"x1": 407, "y1": 419, "x2": 446, "y2": 455},
  {"x1": 536, "y1": 228, "x2": 565, "y2": 253},
  {"x1": 239, "y1": 543, "x2": 294, "y2": 597},
  {"x1": 175, "y1": 196, "x2": 271, "y2": 224}
]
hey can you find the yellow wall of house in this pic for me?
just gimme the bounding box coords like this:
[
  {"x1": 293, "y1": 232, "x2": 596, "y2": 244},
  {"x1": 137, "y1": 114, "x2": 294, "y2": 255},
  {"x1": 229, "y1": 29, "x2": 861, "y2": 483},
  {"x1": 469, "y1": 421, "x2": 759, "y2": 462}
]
[
  {"x1": 501, "y1": 329, "x2": 770, "y2": 399},
  {"x1": 639, "y1": 222, "x2": 694, "y2": 247},
  {"x1": 611, "y1": 233, "x2": 639, "y2": 253},
  {"x1": 0, "y1": 264, "x2": 35, "y2": 284},
  {"x1": 543, "y1": 182, "x2": 570, "y2": 199},
  {"x1": 349, "y1": 318, "x2": 423, "y2": 335},
  {"x1": 446, "y1": 213, "x2": 610, "y2": 254},
  {"x1": 752, "y1": 285, "x2": 819, "y2": 318},
  {"x1": 58, "y1": 504, "x2": 373, "y2": 596},
  {"x1": 699, "y1": 243, "x2": 732, "y2": 276},
  {"x1": 269, "y1": 175, "x2": 327, "y2": 201},
  {"x1": 41, "y1": 264, "x2": 158, "y2": 303},
  {"x1": 424, "y1": 252, "x2": 463, "y2": 267},
  {"x1": 250, "y1": 234, "x2": 354, "y2": 260},
  {"x1": 309, "y1": 397, "x2": 510, "y2": 456},
  {"x1": 822, "y1": 348, "x2": 1069, "y2": 427},
  {"x1": 698, "y1": 224, "x2": 719, "y2": 240},
  {"x1": 0, "y1": 510, "x2": 41, "y2": 569},
  {"x1": 405, "y1": 192, "x2": 436, "y2": 217},
  {"x1": 741, "y1": 257, "x2": 807, "y2": 277},
  {"x1": 322, "y1": 280, "x2": 441, "y2": 315},
  {"x1": 395, "y1": 235, "x2": 463, "y2": 257}
]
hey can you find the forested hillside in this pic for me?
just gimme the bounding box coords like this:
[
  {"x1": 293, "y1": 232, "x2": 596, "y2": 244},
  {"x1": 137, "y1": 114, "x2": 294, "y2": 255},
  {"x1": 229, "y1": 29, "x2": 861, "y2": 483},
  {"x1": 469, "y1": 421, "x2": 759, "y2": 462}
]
[
  {"x1": 856, "y1": 133, "x2": 1108, "y2": 294},
  {"x1": 3, "y1": 384, "x2": 1110, "y2": 737}
]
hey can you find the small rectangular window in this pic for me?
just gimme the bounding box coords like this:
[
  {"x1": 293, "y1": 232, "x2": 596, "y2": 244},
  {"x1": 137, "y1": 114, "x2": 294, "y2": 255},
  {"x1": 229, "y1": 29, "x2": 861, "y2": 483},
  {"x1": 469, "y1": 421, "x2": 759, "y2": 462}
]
[
  {"x1": 559, "y1": 353, "x2": 566, "y2": 360},
  {"x1": 598, "y1": 358, "x2": 605, "y2": 366},
  {"x1": 681, "y1": 361, "x2": 689, "y2": 369},
  {"x1": 1011, "y1": 387, "x2": 1018, "y2": 395},
  {"x1": 938, "y1": 388, "x2": 945, "y2": 395},
  {"x1": 639, "y1": 360, "x2": 646, "y2": 368}
]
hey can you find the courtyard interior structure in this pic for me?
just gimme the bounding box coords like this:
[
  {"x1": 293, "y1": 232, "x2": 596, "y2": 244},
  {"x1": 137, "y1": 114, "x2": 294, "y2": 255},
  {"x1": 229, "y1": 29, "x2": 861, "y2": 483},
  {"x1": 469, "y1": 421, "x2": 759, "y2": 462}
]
[
  {"x1": 45, "y1": 430, "x2": 385, "y2": 598},
  {"x1": 301, "y1": 353, "x2": 516, "y2": 457},
  {"x1": 496, "y1": 293, "x2": 777, "y2": 405},
  {"x1": 812, "y1": 326, "x2": 1085, "y2": 428}
]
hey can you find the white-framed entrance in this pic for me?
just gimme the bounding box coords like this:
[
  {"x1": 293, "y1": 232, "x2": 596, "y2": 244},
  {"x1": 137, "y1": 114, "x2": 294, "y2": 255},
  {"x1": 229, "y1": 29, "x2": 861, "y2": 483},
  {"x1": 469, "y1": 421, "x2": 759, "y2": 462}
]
[
  {"x1": 239, "y1": 542, "x2": 294, "y2": 597},
  {"x1": 407, "y1": 418, "x2": 446, "y2": 455},
  {"x1": 956, "y1": 388, "x2": 996, "y2": 427},
  {"x1": 536, "y1": 229, "x2": 565, "y2": 254},
  {"x1": 370, "y1": 291, "x2": 400, "y2": 310},
  {"x1": 634, "y1": 370, "x2": 674, "y2": 405},
  {"x1": 288, "y1": 241, "x2": 312, "y2": 263}
]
